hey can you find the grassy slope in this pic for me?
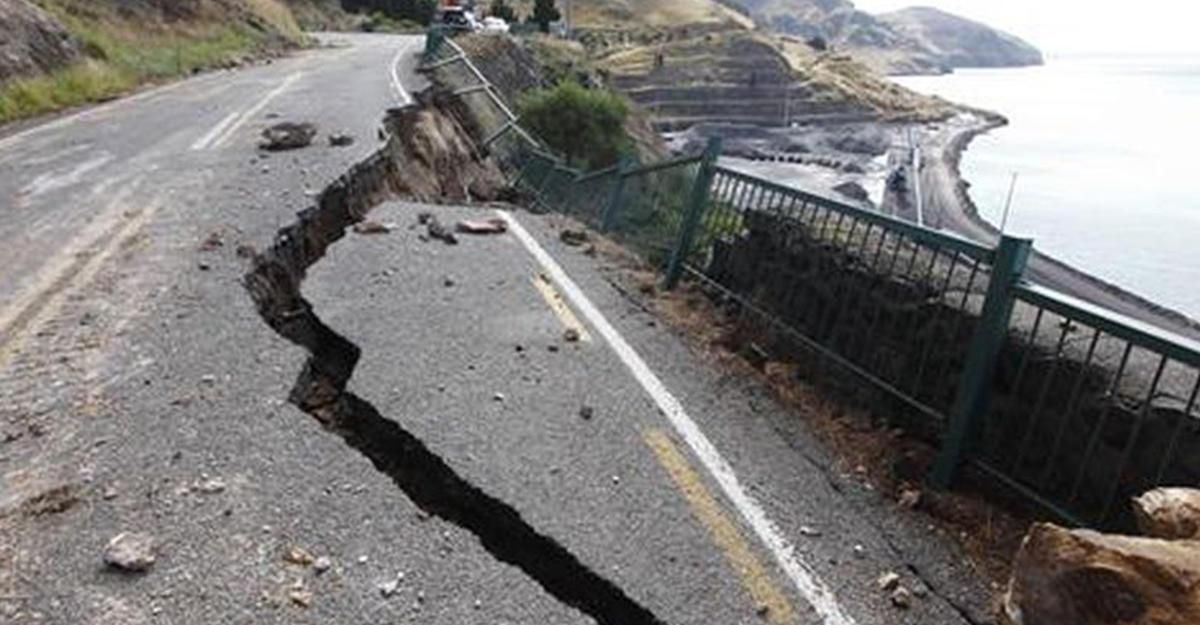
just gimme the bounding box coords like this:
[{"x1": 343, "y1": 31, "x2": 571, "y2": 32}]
[{"x1": 0, "y1": 0, "x2": 306, "y2": 124}]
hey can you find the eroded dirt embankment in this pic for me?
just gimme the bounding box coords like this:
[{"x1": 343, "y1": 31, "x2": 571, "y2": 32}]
[{"x1": 242, "y1": 89, "x2": 664, "y2": 625}]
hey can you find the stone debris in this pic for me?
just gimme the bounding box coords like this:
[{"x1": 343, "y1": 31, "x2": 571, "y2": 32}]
[
  {"x1": 260, "y1": 122, "x2": 317, "y2": 151},
  {"x1": 493, "y1": 392, "x2": 506, "y2": 402},
  {"x1": 283, "y1": 546, "x2": 314, "y2": 566},
  {"x1": 798, "y1": 525, "x2": 822, "y2": 537},
  {"x1": 455, "y1": 217, "x2": 508, "y2": 235},
  {"x1": 194, "y1": 477, "x2": 226, "y2": 494},
  {"x1": 852, "y1": 544, "x2": 866, "y2": 558},
  {"x1": 328, "y1": 133, "x2": 355, "y2": 147},
  {"x1": 103, "y1": 532, "x2": 157, "y2": 572},
  {"x1": 563, "y1": 328, "x2": 581, "y2": 343},
  {"x1": 579, "y1": 405, "x2": 594, "y2": 421},
  {"x1": 313, "y1": 556, "x2": 332, "y2": 573},
  {"x1": 876, "y1": 571, "x2": 901, "y2": 592},
  {"x1": 1005, "y1": 520, "x2": 1200, "y2": 625},
  {"x1": 379, "y1": 577, "x2": 402, "y2": 598},
  {"x1": 102, "y1": 486, "x2": 118, "y2": 500},
  {"x1": 890, "y1": 587, "x2": 912, "y2": 609},
  {"x1": 417, "y1": 212, "x2": 457, "y2": 245},
  {"x1": 1132, "y1": 487, "x2": 1200, "y2": 540},
  {"x1": 352, "y1": 220, "x2": 395, "y2": 235},
  {"x1": 559, "y1": 229, "x2": 589, "y2": 247},
  {"x1": 897, "y1": 487, "x2": 922, "y2": 510},
  {"x1": 199, "y1": 231, "x2": 224, "y2": 252},
  {"x1": 288, "y1": 590, "x2": 313, "y2": 608}
]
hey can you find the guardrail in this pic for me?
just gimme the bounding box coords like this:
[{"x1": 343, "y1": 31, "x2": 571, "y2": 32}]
[{"x1": 420, "y1": 30, "x2": 1200, "y2": 529}]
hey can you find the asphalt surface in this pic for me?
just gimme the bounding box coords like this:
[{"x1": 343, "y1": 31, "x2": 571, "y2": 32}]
[{"x1": 1, "y1": 33, "x2": 990, "y2": 625}]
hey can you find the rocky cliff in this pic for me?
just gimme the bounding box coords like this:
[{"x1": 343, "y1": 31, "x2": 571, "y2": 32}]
[
  {"x1": 730, "y1": 0, "x2": 1043, "y2": 74},
  {"x1": 878, "y1": 7, "x2": 1044, "y2": 70},
  {"x1": 0, "y1": 0, "x2": 80, "y2": 83}
]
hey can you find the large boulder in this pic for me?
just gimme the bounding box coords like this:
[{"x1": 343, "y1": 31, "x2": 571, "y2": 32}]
[
  {"x1": 1133, "y1": 488, "x2": 1200, "y2": 541},
  {"x1": 1004, "y1": 522, "x2": 1200, "y2": 625},
  {"x1": 0, "y1": 0, "x2": 80, "y2": 83}
]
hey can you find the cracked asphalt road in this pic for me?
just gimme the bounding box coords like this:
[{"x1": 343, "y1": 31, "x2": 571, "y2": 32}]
[{"x1": 1, "y1": 33, "x2": 992, "y2": 625}]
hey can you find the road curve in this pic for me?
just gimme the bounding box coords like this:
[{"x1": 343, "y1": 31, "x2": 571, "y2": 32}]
[{"x1": 1, "y1": 33, "x2": 991, "y2": 625}]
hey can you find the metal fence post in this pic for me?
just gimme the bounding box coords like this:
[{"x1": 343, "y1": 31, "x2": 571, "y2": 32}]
[
  {"x1": 930, "y1": 234, "x2": 1032, "y2": 488},
  {"x1": 601, "y1": 157, "x2": 633, "y2": 232},
  {"x1": 664, "y1": 137, "x2": 722, "y2": 290},
  {"x1": 424, "y1": 27, "x2": 446, "y2": 61}
]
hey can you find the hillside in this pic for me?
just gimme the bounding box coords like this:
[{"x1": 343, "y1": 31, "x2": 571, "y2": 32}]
[
  {"x1": 0, "y1": 0, "x2": 312, "y2": 123},
  {"x1": 729, "y1": 0, "x2": 1042, "y2": 74},
  {"x1": 555, "y1": 0, "x2": 950, "y2": 129},
  {"x1": 879, "y1": 7, "x2": 1043, "y2": 69}
]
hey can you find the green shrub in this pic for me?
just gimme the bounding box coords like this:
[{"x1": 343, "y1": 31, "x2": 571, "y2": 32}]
[
  {"x1": 531, "y1": 0, "x2": 560, "y2": 33},
  {"x1": 518, "y1": 81, "x2": 630, "y2": 169}
]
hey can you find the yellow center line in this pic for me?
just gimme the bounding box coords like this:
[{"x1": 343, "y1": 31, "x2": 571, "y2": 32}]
[
  {"x1": 531, "y1": 272, "x2": 592, "y2": 343},
  {"x1": 644, "y1": 428, "x2": 797, "y2": 624}
]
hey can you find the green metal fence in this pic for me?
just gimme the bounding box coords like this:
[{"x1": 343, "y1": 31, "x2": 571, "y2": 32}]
[{"x1": 420, "y1": 32, "x2": 1200, "y2": 530}]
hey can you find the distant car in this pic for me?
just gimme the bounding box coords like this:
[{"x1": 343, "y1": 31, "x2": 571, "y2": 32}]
[
  {"x1": 438, "y1": 6, "x2": 479, "y2": 32},
  {"x1": 481, "y1": 16, "x2": 510, "y2": 33}
]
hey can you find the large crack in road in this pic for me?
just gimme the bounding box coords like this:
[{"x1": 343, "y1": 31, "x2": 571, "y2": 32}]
[{"x1": 243, "y1": 102, "x2": 666, "y2": 625}]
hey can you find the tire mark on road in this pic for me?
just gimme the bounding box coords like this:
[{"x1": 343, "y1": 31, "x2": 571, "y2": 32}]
[{"x1": 0, "y1": 182, "x2": 161, "y2": 372}]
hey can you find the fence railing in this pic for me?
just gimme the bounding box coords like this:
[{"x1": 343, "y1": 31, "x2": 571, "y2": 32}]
[{"x1": 419, "y1": 31, "x2": 1200, "y2": 530}]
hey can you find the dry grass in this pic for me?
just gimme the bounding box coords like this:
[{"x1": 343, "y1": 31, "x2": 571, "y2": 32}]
[{"x1": 0, "y1": 0, "x2": 305, "y2": 124}]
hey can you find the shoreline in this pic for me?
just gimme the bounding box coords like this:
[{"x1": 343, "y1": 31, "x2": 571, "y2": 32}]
[{"x1": 933, "y1": 112, "x2": 1200, "y2": 340}]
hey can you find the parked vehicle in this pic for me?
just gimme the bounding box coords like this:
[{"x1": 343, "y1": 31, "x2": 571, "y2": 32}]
[
  {"x1": 437, "y1": 6, "x2": 479, "y2": 32},
  {"x1": 481, "y1": 16, "x2": 509, "y2": 33}
]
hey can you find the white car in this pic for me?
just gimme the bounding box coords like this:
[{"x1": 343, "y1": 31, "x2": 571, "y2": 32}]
[{"x1": 481, "y1": 16, "x2": 510, "y2": 34}]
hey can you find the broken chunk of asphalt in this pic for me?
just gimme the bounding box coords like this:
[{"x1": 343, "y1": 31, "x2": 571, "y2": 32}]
[
  {"x1": 427, "y1": 217, "x2": 457, "y2": 245},
  {"x1": 243, "y1": 150, "x2": 666, "y2": 625},
  {"x1": 260, "y1": 122, "x2": 317, "y2": 151}
]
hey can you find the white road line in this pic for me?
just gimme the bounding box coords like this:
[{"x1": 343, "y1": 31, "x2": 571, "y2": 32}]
[
  {"x1": 190, "y1": 111, "x2": 240, "y2": 151},
  {"x1": 210, "y1": 72, "x2": 302, "y2": 149},
  {"x1": 390, "y1": 40, "x2": 415, "y2": 105},
  {"x1": 498, "y1": 210, "x2": 857, "y2": 625}
]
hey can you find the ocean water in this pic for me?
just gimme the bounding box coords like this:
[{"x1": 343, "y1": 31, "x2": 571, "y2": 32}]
[{"x1": 895, "y1": 55, "x2": 1200, "y2": 322}]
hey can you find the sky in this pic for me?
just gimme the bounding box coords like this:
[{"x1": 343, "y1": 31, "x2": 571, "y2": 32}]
[{"x1": 851, "y1": 0, "x2": 1200, "y2": 56}]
